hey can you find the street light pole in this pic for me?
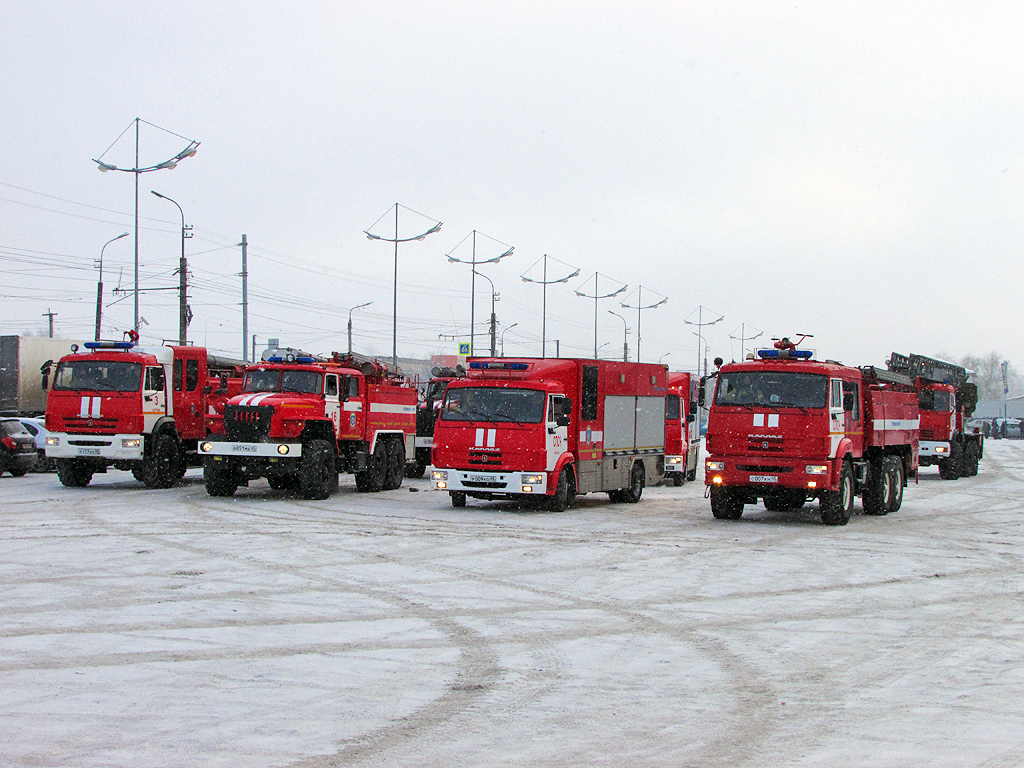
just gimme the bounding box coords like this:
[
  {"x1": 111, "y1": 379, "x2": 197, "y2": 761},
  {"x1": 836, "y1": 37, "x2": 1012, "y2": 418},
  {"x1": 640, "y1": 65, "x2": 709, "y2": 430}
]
[
  {"x1": 446, "y1": 230, "x2": 513, "y2": 358},
  {"x1": 620, "y1": 285, "x2": 668, "y2": 363},
  {"x1": 95, "y1": 231, "x2": 129, "y2": 340},
  {"x1": 500, "y1": 322, "x2": 518, "y2": 357},
  {"x1": 348, "y1": 301, "x2": 372, "y2": 356},
  {"x1": 473, "y1": 270, "x2": 500, "y2": 356},
  {"x1": 521, "y1": 254, "x2": 580, "y2": 357},
  {"x1": 574, "y1": 271, "x2": 627, "y2": 358},
  {"x1": 684, "y1": 306, "x2": 724, "y2": 375},
  {"x1": 729, "y1": 322, "x2": 763, "y2": 361},
  {"x1": 364, "y1": 203, "x2": 442, "y2": 371},
  {"x1": 151, "y1": 191, "x2": 192, "y2": 345},
  {"x1": 608, "y1": 310, "x2": 629, "y2": 362},
  {"x1": 93, "y1": 118, "x2": 199, "y2": 336}
]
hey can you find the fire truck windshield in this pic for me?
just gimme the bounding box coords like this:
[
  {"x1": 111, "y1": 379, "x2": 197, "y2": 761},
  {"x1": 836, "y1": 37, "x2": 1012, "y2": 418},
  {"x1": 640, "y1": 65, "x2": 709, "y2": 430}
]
[
  {"x1": 715, "y1": 371, "x2": 827, "y2": 409},
  {"x1": 243, "y1": 369, "x2": 323, "y2": 395},
  {"x1": 919, "y1": 389, "x2": 951, "y2": 411},
  {"x1": 440, "y1": 387, "x2": 546, "y2": 423},
  {"x1": 52, "y1": 360, "x2": 143, "y2": 393}
]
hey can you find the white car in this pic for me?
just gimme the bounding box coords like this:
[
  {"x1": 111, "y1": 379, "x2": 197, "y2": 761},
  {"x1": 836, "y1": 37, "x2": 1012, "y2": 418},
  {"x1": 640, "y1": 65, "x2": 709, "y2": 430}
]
[{"x1": 18, "y1": 417, "x2": 55, "y2": 472}]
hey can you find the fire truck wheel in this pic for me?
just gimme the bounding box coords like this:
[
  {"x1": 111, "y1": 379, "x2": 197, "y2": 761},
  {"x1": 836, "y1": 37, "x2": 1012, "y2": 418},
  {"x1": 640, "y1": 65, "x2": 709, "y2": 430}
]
[
  {"x1": 204, "y1": 461, "x2": 237, "y2": 497},
  {"x1": 964, "y1": 442, "x2": 980, "y2": 476},
  {"x1": 939, "y1": 440, "x2": 963, "y2": 480},
  {"x1": 710, "y1": 486, "x2": 743, "y2": 520},
  {"x1": 299, "y1": 439, "x2": 336, "y2": 500},
  {"x1": 820, "y1": 461, "x2": 853, "y2": 526},
  {"x1": 268, "y1": 475, "x2": 298, "y2": 491},
  {"x1": 623, "y1": 463, "x2": 645, "y2": 503},
  {"x1": 10, "y1": 467, "x2": 29, "y2": 477},
  {"x1": 131, "y1": 466, "x2": 146, "y2": 483},
  {"x1": 862, "y1": 459, "x2": 890, "y2": 516},
  {"x1": 686, "y1": 467, "x2": 697, "y2": 482},
  {"x1": 143, "y1": 434, "x2": 181, "y2": 489},
  {"x1": 56, "y1": 459, "x2": 93, "y2": 488},
  {"x1": 548, "y1": 468, "x2": 573, "y2": 512},
  {"x1": 450, "y1": 491, "x2": 467, "y2": 508},
  {"x1": 405, "y1": 459, "x2": 427, "y2": 478},
  {"x1": 672, "y1": 474, "x2": 684, "y2": 487},
  {"x1": 384, "y1": 437, "x2": 405, "y2": 490},
  {"x1": 886, "y1": 457, "x2": 904, "y2": 513}
]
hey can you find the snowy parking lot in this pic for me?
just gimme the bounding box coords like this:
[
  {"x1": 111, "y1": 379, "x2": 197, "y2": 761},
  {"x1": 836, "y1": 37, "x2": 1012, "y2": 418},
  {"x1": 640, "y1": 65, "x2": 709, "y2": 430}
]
[{"x1": 3, "y1": 443, "x2": 1024, "y2": 767}]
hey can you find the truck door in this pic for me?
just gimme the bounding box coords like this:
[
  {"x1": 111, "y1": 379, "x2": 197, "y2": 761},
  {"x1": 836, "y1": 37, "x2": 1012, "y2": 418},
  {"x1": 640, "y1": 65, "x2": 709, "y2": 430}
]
[
  {"x1": 546, "y1": 394, "x2": 569, "y2": 471},
  {"x1": 173, "y1": 355, "x2": 204, "y2": 437},
  {"x1": 829, "y1": 378, "x2": 844, "y2": 457},
  {"x1": 325, "y1": 374, "x2": 341, "y2": 435},
  {"x1": 339, "y1": 374, "x2": 365, "y2": 441},
  {"x1": 143, "y1": 366, "x2": 166, "y2": 433}
]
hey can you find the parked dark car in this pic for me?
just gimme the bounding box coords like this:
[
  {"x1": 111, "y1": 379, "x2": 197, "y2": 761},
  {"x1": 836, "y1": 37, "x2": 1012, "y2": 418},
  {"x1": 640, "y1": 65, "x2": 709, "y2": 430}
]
[{"x1": 1, "y1": 418, "x2": 38, "y2": 476}]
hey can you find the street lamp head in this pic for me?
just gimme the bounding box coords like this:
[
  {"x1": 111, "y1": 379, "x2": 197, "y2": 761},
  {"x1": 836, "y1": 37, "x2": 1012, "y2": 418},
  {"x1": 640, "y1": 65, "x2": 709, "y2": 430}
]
[
  {"x1": 95, "y1": 161, "x2": 116, "y2": 172},
  {"x1": 156, "y1": 160, "x2": 178, "y2": 170},
  {"x1": 150, "y1": 190, "x2": 165, "y2": 199}
]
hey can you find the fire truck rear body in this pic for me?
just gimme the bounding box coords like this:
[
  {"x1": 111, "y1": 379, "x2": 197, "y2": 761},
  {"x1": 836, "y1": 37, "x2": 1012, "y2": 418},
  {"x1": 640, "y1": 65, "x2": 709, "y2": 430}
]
[{"x1": 664, "y1": 371, "x2": 700, "y2": 485}]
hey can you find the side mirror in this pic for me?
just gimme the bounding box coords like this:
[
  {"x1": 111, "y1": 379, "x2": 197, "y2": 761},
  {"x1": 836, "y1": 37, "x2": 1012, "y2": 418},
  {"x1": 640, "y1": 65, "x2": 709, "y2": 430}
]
[
  {"x1": 202, "y1": 384, "x2": 213, "y2": 395},
  {"x1": 556, "y1": 414, "x2": 571, "y2": 427},
  {"x1": 686, "y1": 413, "x2": 695, "y2": 423},
  {"x1": 40, "y1": 360, "x2": 52, "y2": 391},
  {"x1": 698, "y1": 376, "x2": 707, "y2": 408}
]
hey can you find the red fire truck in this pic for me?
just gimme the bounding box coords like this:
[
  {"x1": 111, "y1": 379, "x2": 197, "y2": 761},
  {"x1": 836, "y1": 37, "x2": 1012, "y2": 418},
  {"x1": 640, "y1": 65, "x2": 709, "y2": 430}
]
[
  {"x1": 886, "y1": 352, "x2": 982, "y2": 479},
  {"x1": 664, "y1": 371, "x2": 700, "y2": 485},
  {"x1": 431, "y1": 358, "x2": 667, "y2": 510},
  {"x1": 199, "y1": 349, "x2": 416, "y2": 499},
  {"x1": 703, "y1": 344, "x2": 919, "y2": 525},
  {"x1": 43, "y1": 339, "x2": 245, "y2": 488}
]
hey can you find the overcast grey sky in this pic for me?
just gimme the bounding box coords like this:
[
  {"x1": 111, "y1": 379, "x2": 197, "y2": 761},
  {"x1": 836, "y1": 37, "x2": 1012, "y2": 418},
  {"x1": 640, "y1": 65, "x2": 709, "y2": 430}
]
[{"x1": 2, "y1": 1, "x2": 1022, "y2": 373}]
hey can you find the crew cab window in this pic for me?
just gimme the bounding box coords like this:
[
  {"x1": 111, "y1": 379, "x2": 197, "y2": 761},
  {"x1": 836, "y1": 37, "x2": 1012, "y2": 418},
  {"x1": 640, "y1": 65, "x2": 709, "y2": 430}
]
[
  {"x1": 325, "y1": 375, "x2": 339, "y2": 398},
  {"x1": 185, "y1": 359, "x2": 199, "y2": 391},
  {"x1": 174, "y1": 359, "x2": 183, "y2": 391},
  {"x1": 842, "y1": 380, "x2": 860, "y2": 421}
]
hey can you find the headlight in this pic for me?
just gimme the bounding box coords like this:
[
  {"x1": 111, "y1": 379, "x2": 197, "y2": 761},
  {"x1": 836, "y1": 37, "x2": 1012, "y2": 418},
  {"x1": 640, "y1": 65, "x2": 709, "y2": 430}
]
[
  {"x1": 522, "y1": 474, "x2": 544, "y2": 485},
  {"x1": 805, "y1": 464, "x2": 829, "y2": 475},
  {"x1": 46, "y1": 436, "x2": 59, "y2": 446},
  {"x1": 934, "y1": 445, "x2": 948, "y2": 454},
  {"x1": 667, "y1": 456, "x2": 683, "y2": 465},
  {"x1": 200, "y1": 442, "x2": 213, "y2": 453},
  {"x1": 706, "y1": 460, "x2": 725, "y2": 471},
  {"x1": 277, "y1": 444, "x2": 290, "y2": 455},
  {"x1": 432, "y1": 470, "x2": 448, "y2": 481},
  {"x1": 121, "y1": 438, "x2": 141, "y2": 448}
]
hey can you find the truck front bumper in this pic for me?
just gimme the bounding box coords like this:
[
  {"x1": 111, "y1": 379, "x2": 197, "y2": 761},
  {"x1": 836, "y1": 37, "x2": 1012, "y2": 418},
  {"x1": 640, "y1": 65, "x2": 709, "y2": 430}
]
[
  {"x1": 919, "y1": 440, "x2": 950, "y2": 459},
  {"x1": 704, "y1": 455, "x2": 835, "y2": 492},
  {"x1": 45, "y1": 433, "x2": 144, "y2": 461},
  {"x1": 199, "y1": 440, "x2": 303, "y2": 458},
  {"x1": 664, "y1": 455, "x2": 684, "y2": 474},
  {"x1": 432, "y1": 468, "x2": 550, "y2": 495}
]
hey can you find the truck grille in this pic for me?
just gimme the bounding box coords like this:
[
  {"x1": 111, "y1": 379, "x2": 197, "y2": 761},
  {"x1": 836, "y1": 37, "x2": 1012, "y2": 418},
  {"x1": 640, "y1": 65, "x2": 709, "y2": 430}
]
[
  {"x1": 467, "y1": 450, "x2": 503, "y2": 467},
  {"x1": 919, "y1": 427, "x2": 941, "y2": 440},
  {"x1": 748, "y1": 435, "x2": 785, "y2": 452},
  {"x1": 62, "y1": 417, "x2": 119, "y2": 432},
  {"x1": 737, "y1": 465, "x2": 793, "y2": 473},
  {"x1": 225, "y1": 404, "x2": 273, "y2": 441}
]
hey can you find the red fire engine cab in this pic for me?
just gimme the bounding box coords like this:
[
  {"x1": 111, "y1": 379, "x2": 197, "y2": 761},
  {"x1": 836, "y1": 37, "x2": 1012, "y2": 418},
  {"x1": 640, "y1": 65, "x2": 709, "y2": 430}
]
[
  {"x1": 664, "y1": 371, "x2": 700, "y2": 485},
  {"x1": 43, "y1": 339, "x2": 244, "y2": 488},
  {"x1": 431, "y1": 357, "x2": 667, "y2": 510},
  {"x1": 703, "y1": 344, "x2": 919, "y2": 525},
  {"x1": 199, "y1": 348, "x2": 416, "y2": 499}
]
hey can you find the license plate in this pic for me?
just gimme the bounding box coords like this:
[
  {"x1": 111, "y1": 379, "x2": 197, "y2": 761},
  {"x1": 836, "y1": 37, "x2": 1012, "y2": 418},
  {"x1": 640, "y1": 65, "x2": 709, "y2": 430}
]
[
  {"x1": 77, "y1": 447, "x2": 101, "y2": 456},
  {"x1": 469, "y1": 474, "x2": 498, "y2": 483},
  {"x1": 750, "y1": 474, "x2": 778, "y2": 483}
]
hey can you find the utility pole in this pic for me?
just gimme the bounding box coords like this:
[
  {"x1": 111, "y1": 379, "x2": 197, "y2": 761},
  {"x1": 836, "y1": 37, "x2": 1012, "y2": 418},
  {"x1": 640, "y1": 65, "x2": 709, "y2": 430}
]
[
  {"x1": 240, "y1": 234, "x2": 248, "y2": 361},
  {"x1": 43, "y1": 309, "x2": 56, "y2": 338}
]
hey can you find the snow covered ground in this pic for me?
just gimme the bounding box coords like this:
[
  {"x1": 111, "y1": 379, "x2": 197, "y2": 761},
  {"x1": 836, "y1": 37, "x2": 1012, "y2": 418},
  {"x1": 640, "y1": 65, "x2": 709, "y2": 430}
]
[{"x1": 2, "y1": 443, "x2": 1024, "y2": 768}]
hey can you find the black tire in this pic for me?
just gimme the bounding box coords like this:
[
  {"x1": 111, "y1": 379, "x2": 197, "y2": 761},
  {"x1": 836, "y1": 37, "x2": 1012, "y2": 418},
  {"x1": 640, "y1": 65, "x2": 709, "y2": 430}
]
[
  {"x1": 622, "y1": 462, "x2": 645, "y2": 503},
  {"x1": 56, "y1": 459, "x2": 93, "y2": 488},
  {"x1": 672, "y1": 473, "x2": 684, "y2": 487},
  {"x1": 357, "y1": 440, "x2": 387, "y2": 493},
  {"x1": 821, "y1": 461, "x2": 853, "y2": 526},
  {"x1": 710, "y1": 486, "x2": 743, "y2": 520},
  {"x1": 33, "y1": 453, "x2": 54, "y2": 473},
  {"x1": 939, "y1": 439, "x2": 963, "y2": 480},
  {"x1": 268, "y1": 475, "x2": 297, "y2": 491},
  {"x1": 686, "y1": 467, "x2": 697, "y2": 482},
  {"x1": 405, "y1": 458, "x2": 427, "y2": 478},
  {"x1": 132, "y1": 465, "x2": 147, "y2": 483},
  {"x1": 608, "y1": 489, "x2": 624, "y2": 502},
  {"x1": 450, "y1": 490, "x2": 467, "y2": 508},
  {"x1": 143, "y1": 433, "x2": 181, "y2": 489},
  {"x1": 9, "y1": 466, "x2": 29, "y2": 477},
  {"x1": 548, "y1": 468, "x2": 571, "y2": 512},
  {"x1": 204, "y1": 460, "x2": 238, "y2": 497},
  {"x1": 887, "y1": 457, "x2": 904, "y2": 513},
  {"x1": 964, "y1": 441, "x2": 980, "y2": 477},
  {"x1": 863, "y1": 459, "x2": 890, "y2": 516},
  {"x1": 299, "y1": 439, "x2": 335, "y2": 500},
  {"x1": 383, "y1": 436, "x2": 405, "y2": 490},
  {"x1": 763, "y1": 491, "x2": 796, "y2": 512}
]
